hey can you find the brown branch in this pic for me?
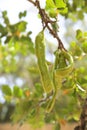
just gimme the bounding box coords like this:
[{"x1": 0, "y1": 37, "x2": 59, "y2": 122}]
[
  {"x1": 74, "y1": 98, "x2": 87, "y2": 130},
  {"x1": 27, "y1": 0, "x2": 66, "y2": 50},
  {"x1": 27, "y1": 0, "x2": 36, "y2": 6}
]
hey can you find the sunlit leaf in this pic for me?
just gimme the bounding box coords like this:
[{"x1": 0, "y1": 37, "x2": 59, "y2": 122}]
[
  {"x1": 49, "y1": 9, "x2": 58, "y2": 18},
  {"x1": 13, "y1": 86, "x2": 23, "y2": 98},
  {"x1": 54, "y1": 0, "x2": 66, "y2": 8},
  {"x1": 46, "y1": 0, "x2": 56, "y2": 10},
  {"x1": 17, "y1": 21, "x2": 27, "y2": 32}
]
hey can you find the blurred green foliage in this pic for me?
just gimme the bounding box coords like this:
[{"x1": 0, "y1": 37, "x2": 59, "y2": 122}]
[{"x1": 0, "y1": 0, "x2": 87, "y2": 130}]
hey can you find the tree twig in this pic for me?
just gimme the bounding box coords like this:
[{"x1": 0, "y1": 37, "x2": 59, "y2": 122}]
[
  {"x1": 27, "y1": 0, "x2": 66, "y2": 50},
  {"x1": 74, "y1": 98, "x2": 87, "y2": 130},
  {"x1": 27, "y1": 0, "x2": 36, "y2": 6}
]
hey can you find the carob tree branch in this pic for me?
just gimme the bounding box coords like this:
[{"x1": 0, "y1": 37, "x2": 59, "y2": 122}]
[
  {"x1": 27, "y1": 0, "x2": 66, "y2": 50},
  {"x1": 74, "y1": 98, "x2": 87, "y2": 130}
]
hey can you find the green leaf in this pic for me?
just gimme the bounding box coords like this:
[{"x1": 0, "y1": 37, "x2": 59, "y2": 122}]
[
  {"x1": 59, "y1": 7, "x2": 68, "y2": 14},
  {"x1": 19, "y1": 11, "x2": 27, "y2": 19},
  {"x1": 11, "y1": 21, "x2": 27, "y2": 33},
  {"x1": 2, "y1": 11, "x2": 10, "y2": 25},
  {"x1": 46, "y1": 0, "x2": 56, "y2": 10},
  {"x1": 73, "y1": 114, "x2": 79, "y2": 121},
  {"x1": 84, "y1": 32, "x2": 87, "y2": 37},
  {"x1": 8, "y1": 36, "x2": 19, "y2": 46},
  {"x1": 2, "y1": 85, "x2": 12, "y2": 96},
  {"x1": 2, "y1": 10, "x2": 7, "y2": 16},
  {"x1": 82, "y1": 41, "x2": 87, "y2": 53},
  {"x1": 19, "y1": 36, "x2": 34, "y2": 53},
  {"x1": 4, "y1": 36, "x2": 12, "y2": 43},
  {"x1": 70, "y1": 41, "x2": 82, "y2": 56},
  {"x1": 48, "y1": 9, "x2": 58, "y2": 18},
  {"x1": 0, "y1": 24, "x2": 8, "y2": 37},
  {"x1": 28, "y1": 67, "x2": 39, "y2": 74},
  {"x1": 76, "y1": 29, "x2": 83, "y2": 40},
  {"x1": 35, "y1": 83, "x2": 43, "y2": 93},
  {"x1": 46, "y1": 0, "x2": 67, "y2": 16},
  {"x1": 28, "y1": 108, "x2": 45, "y2": 128},
  {"x1": 34, "y1": 83, "x2": 43, "y2": 98},
  {"x1": 75, "y1": 46, "x2": 82, "y2": 56},
  {"x1": 53, "y1": 0, "x2": 66, "y2": 8},
  {"x1": 13, "y1": 86, "x2": 23, "y2": 98},
  {"x1": 73, "y1": 0, "x2": 85, "y2": 8},
  {"x1": 77, "y1": 10, "x2": 84, "y2": 20},
  {"x1": 17, "y1": 21, "x2": 27, "y2": 32},
  {"x1": 14, "y1": 42, "x2": 20, "y2": 51}
]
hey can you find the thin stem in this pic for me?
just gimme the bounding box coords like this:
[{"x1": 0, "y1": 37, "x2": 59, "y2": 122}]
[{"x1": 27, "y1": 0, "x2": 36, "y2": 6}]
